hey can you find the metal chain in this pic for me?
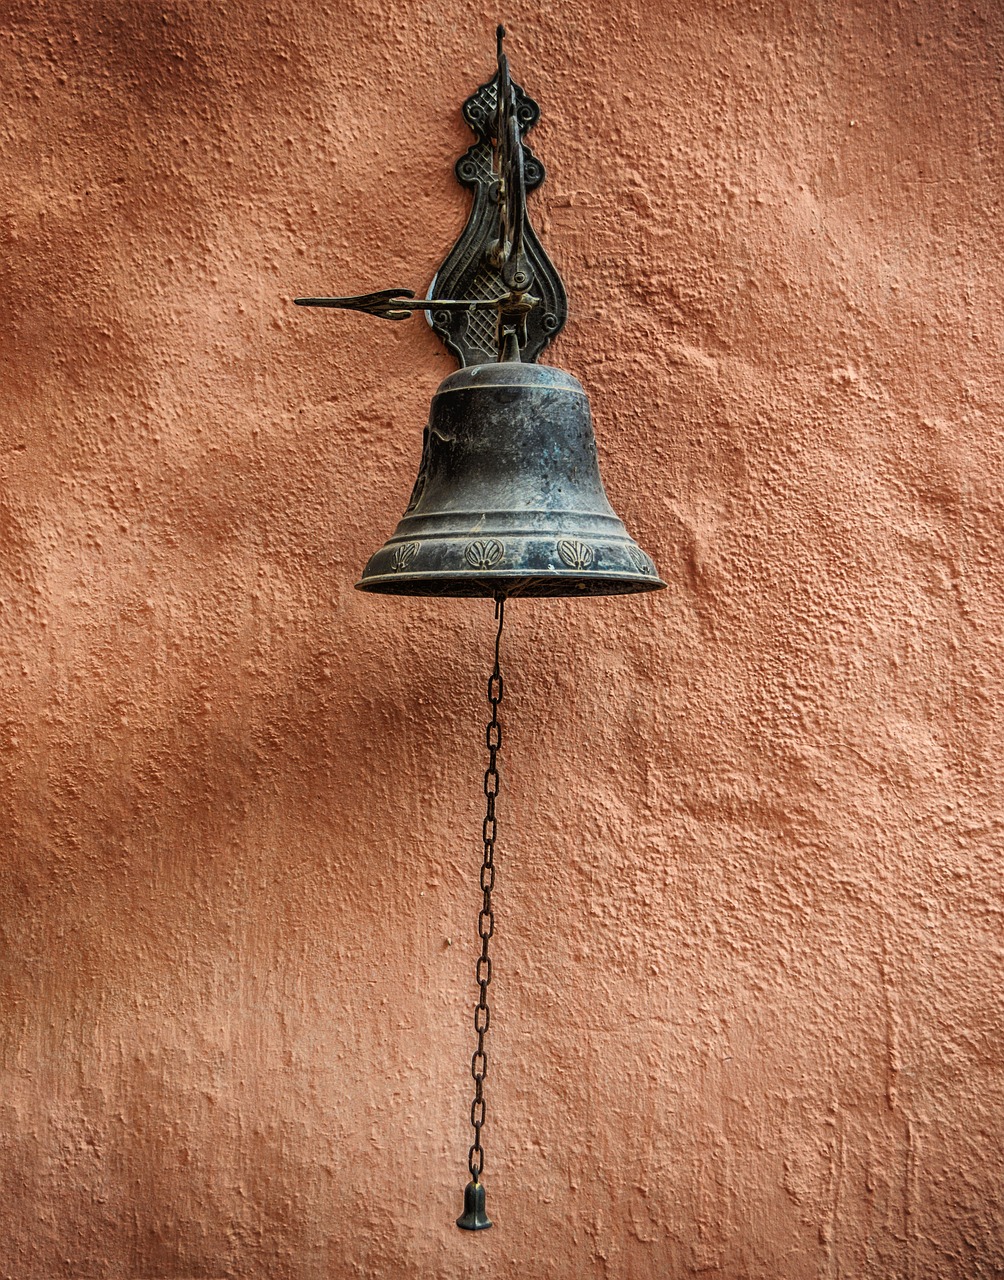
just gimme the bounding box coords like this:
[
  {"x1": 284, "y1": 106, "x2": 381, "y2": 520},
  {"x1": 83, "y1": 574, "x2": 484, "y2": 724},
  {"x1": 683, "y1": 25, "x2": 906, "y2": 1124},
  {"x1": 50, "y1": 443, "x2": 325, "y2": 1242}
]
[{"x1": 467, "y1": 594, "x2": 505, "y2": 1185}]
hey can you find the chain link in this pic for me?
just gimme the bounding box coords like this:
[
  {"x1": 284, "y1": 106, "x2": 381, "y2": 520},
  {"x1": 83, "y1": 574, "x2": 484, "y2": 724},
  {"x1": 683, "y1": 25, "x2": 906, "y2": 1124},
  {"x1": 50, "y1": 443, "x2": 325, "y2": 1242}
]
[{"x1": 466, "y1": 594, "x2": 505, "y2": 1184}]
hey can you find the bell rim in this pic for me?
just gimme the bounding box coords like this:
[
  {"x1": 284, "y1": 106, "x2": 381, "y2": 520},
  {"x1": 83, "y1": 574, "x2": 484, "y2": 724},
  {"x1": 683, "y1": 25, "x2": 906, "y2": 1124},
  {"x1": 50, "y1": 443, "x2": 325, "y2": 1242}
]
[{"x1": 354, "y1": 569, "x2": 668, "y2": 599}]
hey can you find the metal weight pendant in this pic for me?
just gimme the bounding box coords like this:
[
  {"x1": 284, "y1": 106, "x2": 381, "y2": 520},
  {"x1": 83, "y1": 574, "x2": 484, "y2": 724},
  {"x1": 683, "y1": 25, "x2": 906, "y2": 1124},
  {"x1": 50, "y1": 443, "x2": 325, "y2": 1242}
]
[{"x1": 457, "y1": 1178, "x2": 492, "y2": 1232}]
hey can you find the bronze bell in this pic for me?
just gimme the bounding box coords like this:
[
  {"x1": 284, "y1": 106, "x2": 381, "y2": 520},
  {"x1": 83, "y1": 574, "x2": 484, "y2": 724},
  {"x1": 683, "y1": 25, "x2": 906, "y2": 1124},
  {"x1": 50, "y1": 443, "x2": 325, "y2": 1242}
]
[
  {"x1": 356, "y1": 361, "x2": 665, "y2": 598},
  {"x1": 456, "y1": 1178, "x2": 492, "y2": 1231}
]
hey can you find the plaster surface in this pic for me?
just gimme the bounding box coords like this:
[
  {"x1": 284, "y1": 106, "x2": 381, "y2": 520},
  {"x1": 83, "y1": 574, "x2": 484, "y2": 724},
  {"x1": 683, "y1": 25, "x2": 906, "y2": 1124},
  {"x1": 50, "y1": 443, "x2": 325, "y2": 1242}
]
[{"x1": 2, "y1": 1, "x2": 1004, "y2": 1276}]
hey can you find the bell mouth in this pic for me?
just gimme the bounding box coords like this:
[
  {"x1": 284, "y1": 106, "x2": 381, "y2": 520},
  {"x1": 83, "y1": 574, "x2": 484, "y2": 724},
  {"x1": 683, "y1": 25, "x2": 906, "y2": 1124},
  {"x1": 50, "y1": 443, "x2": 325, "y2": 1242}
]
[
  {"x1": 356, "y1": 570, "x2": 666, "y2": 598},
  {"x1": 355, "y1": 514, "x2": 666, "y2": 599}
]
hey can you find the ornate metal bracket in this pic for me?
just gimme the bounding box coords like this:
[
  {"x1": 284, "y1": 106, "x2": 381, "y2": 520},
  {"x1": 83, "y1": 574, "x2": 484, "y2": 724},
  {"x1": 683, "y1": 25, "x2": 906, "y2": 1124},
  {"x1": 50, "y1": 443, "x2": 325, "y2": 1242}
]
[{"x1": 428, "y1": 60, "x2": 567, "y2": 366}]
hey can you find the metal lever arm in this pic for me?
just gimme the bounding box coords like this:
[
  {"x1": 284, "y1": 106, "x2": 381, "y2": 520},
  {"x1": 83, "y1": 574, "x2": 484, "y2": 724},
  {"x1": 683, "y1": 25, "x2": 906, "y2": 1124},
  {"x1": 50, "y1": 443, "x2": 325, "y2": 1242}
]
[
  {"x1": 294, "y1": 288, "x2": 538, "y2": 323},
  {"x1": 493, "y1": 25, "x2": 528, "y2": 293}
]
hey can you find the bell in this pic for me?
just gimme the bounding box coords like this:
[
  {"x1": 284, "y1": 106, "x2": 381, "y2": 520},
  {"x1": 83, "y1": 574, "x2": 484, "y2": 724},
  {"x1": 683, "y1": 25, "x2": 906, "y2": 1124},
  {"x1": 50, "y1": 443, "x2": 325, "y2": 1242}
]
[
  {"x1": 357, "y1": 361, "x2": 665, "y2": 597},
  {"x1": 456, "y1": 1178, "x2": 492, "y2": 1231}
]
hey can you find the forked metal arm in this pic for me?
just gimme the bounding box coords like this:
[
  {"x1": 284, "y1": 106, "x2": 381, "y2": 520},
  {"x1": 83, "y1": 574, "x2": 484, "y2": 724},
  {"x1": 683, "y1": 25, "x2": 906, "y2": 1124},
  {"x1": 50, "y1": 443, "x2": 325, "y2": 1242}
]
[{"x1": 294, "y1": 289, "x2": 503, "y2": 321}]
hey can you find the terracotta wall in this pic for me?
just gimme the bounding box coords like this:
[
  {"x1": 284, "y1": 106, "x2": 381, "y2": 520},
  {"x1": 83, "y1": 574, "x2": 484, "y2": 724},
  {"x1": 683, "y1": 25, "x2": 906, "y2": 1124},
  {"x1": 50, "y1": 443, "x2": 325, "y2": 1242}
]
[{"x1": 3, "y1": 1, "x2": 1004, "y2": 1276}]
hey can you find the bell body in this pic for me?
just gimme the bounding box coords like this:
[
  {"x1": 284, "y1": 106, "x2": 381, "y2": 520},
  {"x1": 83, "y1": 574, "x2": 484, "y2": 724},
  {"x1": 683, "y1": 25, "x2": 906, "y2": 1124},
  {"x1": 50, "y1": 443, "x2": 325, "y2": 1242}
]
[{"x1": 357, "y1": 362, "x2": 665, "y2": 598}]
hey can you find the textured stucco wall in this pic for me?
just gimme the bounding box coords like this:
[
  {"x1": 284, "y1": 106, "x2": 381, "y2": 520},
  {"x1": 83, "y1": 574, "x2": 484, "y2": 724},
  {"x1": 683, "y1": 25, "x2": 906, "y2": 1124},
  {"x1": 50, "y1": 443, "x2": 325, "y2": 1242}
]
[{"x1": 3, "y1": 1, "x2": 1004, "y2": 1276}]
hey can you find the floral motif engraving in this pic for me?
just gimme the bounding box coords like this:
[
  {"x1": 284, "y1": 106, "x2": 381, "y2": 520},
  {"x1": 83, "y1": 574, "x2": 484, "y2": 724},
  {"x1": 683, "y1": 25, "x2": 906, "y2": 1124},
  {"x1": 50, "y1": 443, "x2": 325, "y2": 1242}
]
[
  {"x1": 465, "y1": 539, "x2": 505, "y2": 570},
  {"x1": 627, "y1": 547, "x2": 655, "y2": 576},
  {"x1": 557, "y1": 539, "x2": 594, "y2": 571},
  {"x1": 391, "y1": 541, "x2": 420, "y2": 572}
]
